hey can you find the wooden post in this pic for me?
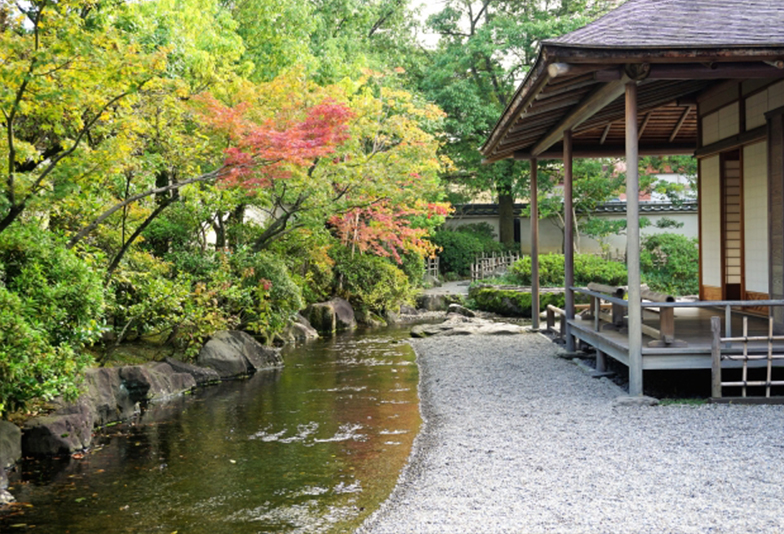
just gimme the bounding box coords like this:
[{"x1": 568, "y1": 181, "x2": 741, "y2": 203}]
[
  {"x1": 596, "y1": 350, "x2": 607, "y2": 372},
  {"x1": 626, "y1": 81, "x2": 643, "y2": 396},
  {"x1": 711, "y1": 316, "x2": 722, "y2": 398},
  {"x1": 531, "y1": 158, "x2": 540, "y2": 331},
  {"x1": 546, "y1": 306, "x2": 555, "y2": 331},
  {"x1": 564, "y1": 130, "x2": 575, "y2": 351},
  {"x1": 659, "y1": 307, "x2": 675, "y2": 344}
]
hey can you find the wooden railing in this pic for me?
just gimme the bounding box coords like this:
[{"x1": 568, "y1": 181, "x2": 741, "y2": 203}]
[
  {"x1": 711, "y1": 315, "x2": 784, "y2": 399},
  {"x1": 471, "y1": 252, "x2": 520, "y2": 282},
  {"x1": 573, "y1": 286, "x2": 784, "y2": 350}
]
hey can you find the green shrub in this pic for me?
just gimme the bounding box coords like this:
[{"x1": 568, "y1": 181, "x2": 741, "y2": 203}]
[
  {"x1": 641, "y1": 233, "x2": 699, "y2": 296},
  {"x1": 229, "y1": 250, "x2": 304, "y2": 337},
  {"x1": 431, "y1": 228, "x2": 504, "y2": 277},
  {"x1": 109, "y1": 248, "x2": 303, "y2": 354},
  {"x1": 509, "y1": 253, "x2": 627, "y2": 287},
  {"x1": 0, "y1": 225, "x2": 104, "y2": 414},
  {"x1": 332, "y1": 248, "x2": 415, "y2": 314}
]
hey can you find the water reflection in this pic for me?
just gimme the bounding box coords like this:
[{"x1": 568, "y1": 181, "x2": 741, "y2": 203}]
[{"x1": 1, "y1": 327, "x2": 420, "y2": 533}]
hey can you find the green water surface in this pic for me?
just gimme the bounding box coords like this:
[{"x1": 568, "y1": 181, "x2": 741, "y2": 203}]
[{"x1": 1, "y1": 327, "x2": 420, "y2": 533}]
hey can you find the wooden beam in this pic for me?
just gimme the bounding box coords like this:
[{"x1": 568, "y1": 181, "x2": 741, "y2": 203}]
[
  {"x1": 694, "y1": 125, "x2": 766, "y2": 158},
  {"x1": 649, "y1": 62, "x2": 784, "y2": 80},
  {"x1": 626, "y1": 81, "x2": 643, "y2": 397},
  {"x1": 531, "y1": 78, "x2": 629, "y2": 157},
  {"x1": 564, "y1": 130, "x2": 575, "y2": 352},
  {"x1": 513, "y1": 143, "x2": 695, "y2": 160},
  {"x1": 600, "y1": 122, "x2": 612, "y2": 145},
  {"x1": 669, "y1": 105, "x2": 694, "y2": 142},
  {"x1": 637, "y1": 112, "x2": 652, "y2": 141}
]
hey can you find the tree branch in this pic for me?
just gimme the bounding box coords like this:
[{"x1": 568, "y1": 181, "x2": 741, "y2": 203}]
[{"x1": 67, "y1": 166, "x2": 228, "y2": 249}]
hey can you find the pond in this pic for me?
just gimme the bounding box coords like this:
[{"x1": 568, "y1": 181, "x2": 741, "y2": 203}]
[{"x1": 0, "y1": 326, "x2": 420, "y2": 533}]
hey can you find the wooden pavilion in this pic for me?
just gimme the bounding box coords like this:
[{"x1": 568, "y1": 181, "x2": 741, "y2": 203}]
[{"x1": 481, "y1": 0, "x2": 784, "y2": 396}]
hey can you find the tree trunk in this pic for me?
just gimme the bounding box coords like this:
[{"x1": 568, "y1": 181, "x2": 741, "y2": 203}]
[{"x1": 498, "y1": 191, "x2": 515, "y2": 246}]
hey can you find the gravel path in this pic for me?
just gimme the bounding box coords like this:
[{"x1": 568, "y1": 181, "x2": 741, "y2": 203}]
[{"x1": 357, "y1": 333, "x2": 784, "y2": 534}]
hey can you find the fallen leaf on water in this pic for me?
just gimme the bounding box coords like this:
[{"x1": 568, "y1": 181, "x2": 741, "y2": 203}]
[
  {"x1": 10, "y1": 524, "x2": 27, "y2": 528},
  {"x1": 229, "y1": 459, "x2": 236, "y2": 464},
  {"x1": 75, "y1": 498, "x2": 86, "y2": 503}
]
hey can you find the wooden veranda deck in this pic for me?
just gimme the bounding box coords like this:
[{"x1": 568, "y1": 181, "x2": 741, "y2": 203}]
[{"x1": 568, "y1": 307, "x2": 784, "y2": 371}]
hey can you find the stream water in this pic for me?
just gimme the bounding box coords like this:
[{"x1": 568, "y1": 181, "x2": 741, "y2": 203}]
[{"x1": 0, "y1": 326, "x2": 420, "y2": 533}]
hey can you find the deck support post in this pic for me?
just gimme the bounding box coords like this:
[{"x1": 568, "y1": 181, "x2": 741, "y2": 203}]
[
  {"x1": 530, "y1": 158, "x2": 540, "y2": 331},
  {"x1": 626, "y1": 81, "x2": 643, "y2": 396},
  {"x1": 711, "y1": 316, "x2": 722, "y2": 398},
  {"x1": 564, "y1": 130, "x2": 575, "y2": 351},
  {"x1": 596, "y1": 350, "x2": 607, "y2": 372}
]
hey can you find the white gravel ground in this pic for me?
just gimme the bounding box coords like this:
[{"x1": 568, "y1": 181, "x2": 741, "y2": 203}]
[{"x1": 357, "y1": 333, "x2": 784, "y2": 534}]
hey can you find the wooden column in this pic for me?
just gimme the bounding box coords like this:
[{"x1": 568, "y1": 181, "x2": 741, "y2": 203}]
[
  {"x1": 626, "y1": 81, "x2": 643, "y2": 396},
  {"x1": 530, "y1": 158, "x2": 540, "y2": 330},
  {"x1": 564, "y1": 130, "x2": 575, "y2": 351}
]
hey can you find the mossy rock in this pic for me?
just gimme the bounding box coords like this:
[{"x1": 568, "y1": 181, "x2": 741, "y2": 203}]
[{"x1": 471, "y1": 287, "x2": 588, "y2": 317}]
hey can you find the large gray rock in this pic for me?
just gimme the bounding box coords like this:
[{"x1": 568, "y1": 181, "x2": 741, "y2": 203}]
[
  {"x1": 447, "y1": 303, "x2": 476, "y2": 318},
  {"x1": 305, "y1": 302, "x2": 337, "y2": 335},
  {"x1": 277, "y1": 314, "x2": 319, "y2": 345},
  {"x1": 119, "y1": 364, "x2": 196, "y2": 402},
  {"x1": 197, "y1": 331, "x2": 282, "y2": 379},
  {"x1": 411, "y1": 316, "x2": 525, "y2": 338},
  {"x1": 305, "y1": 298, "x2": 357, "y2": 335},
  {"x1": 329, "y1": 298, "x2": 357, "y2": 332},
  {"x1": 164, "y1": 357, "x2": 221, "y2": 385},
  {"x1": 417, "y1": 294, "x2": 448, "y2": 311},
  {"x1": 0, "y1": 421, "x2": 21, "y2": 468},
  {"x1": 80, "y1": 367, "x2": 136, "y2": 426},
  {"x1": 23, "y1": 402, "x2": 95, "y2": 456}
]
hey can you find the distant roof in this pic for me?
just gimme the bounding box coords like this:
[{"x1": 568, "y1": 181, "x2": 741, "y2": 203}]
[
  {"x1": 453, "y1": 201, "x2": 697, "y2": 218},
  {"x1": 546, "y1": 0, "x2": 784, "y2": 49}
]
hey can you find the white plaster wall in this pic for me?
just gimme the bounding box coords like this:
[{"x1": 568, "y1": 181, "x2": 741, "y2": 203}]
[
  {"x1": 517, "y1": 211, "x2": 698, "y2": 257},
  {"x1": 746, "y1": 81, "x2": 784, "y2": 130},
  {"x1": 744, "y1": 141, "x2": 769, "y2": 293},
  {"x1": 702, "y1": 111, "x2": 720, "y2": 146},
  {"x1": 701, "y1": 156, "x2": 722, "y2": 287},
  {"x1": 703, "y1": 101, "x2": 741, "y2": 146}
]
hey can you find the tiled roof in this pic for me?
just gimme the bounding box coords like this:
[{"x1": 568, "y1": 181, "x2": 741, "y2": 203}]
[
  {"x1": 546, "y1": 0, "x2": 784, "y2": 49},
  {"x1": 453, "y1": 201, "x2": 697, "y2": 218}
]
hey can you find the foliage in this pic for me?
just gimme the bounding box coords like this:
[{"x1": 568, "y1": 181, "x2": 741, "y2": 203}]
[
  {"x1": 431, "y1": 227, "x2": 505, "y2": 277},
  {"x1": 509, "y1": 253, "x2": 628, "y2": 287},
  {"x1": 331, "y1": 247, "x2": 415, "y2": 314},
  {"x1": 640, "y1": 233, "x2": 699, "y2": 296},
  {"x1": 229, "y1": 250, "x2": 304, "y2": 337},
  {"x1": 415, "y1": 1, "x2": 614, "y2": 243},
  {"x1": 0, "y1": 225, "x2": 104, "y2": 414}
]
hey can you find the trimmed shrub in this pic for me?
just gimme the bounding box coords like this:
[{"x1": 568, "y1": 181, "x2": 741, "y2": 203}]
[
  {"x1": 509, "y1": 253, "x2": 627, "y2": 287},
  {"x1": 331, "y1": 248, "x2": 415, "y2": 314},
  {"x1": 640, "y1": 233, "x2": 699, "y2": 296}
]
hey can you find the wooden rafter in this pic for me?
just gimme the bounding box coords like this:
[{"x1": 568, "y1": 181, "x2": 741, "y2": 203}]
[
  {"x1": 600, "y1": 122, "x2": 612, "y2": 145},
  {"x1": 637, "y1": 112, "x2": 652, "y2": 141},
  {"x1": 531, "y1": 78, "x2": 629, "y2": 156},
  {"x1": 669, "y1": 105, "x2": 694, "y2": 142}
]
